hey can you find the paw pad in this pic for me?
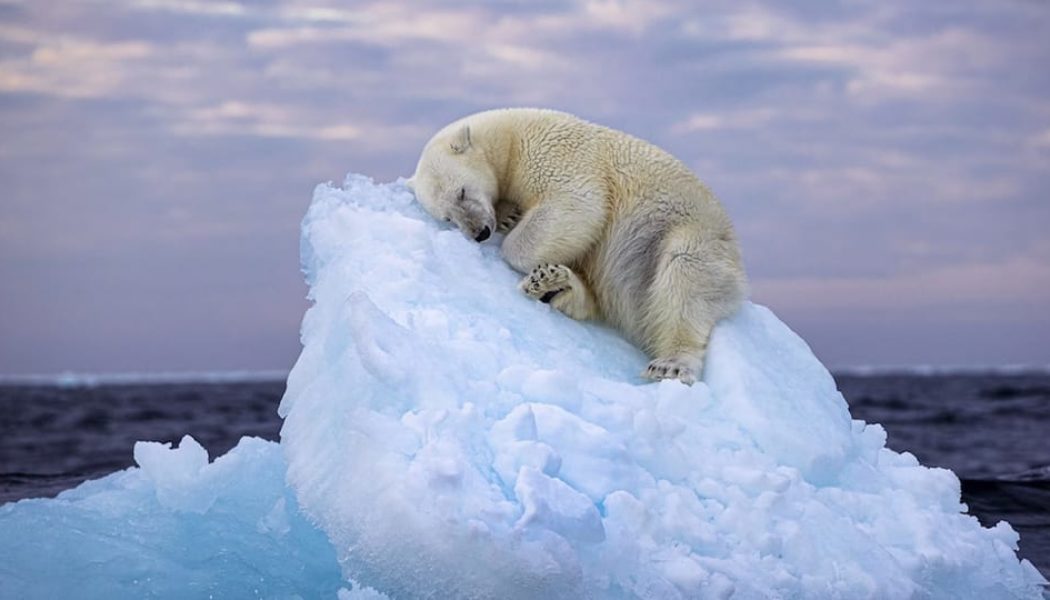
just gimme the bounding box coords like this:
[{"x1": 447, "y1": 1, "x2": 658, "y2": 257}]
[{"x1": 521, "y1": 264, "x2": 573, "y2": 303}]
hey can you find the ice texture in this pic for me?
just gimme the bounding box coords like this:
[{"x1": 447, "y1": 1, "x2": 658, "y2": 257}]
[
  {"x1": 0, "y1": 436, "x2": 344, "y2": 598},
  {"x1": 1, "y1": 174, "x2": 1045, "y2": 599},
  {"x1": 278, "y1": 175, "x2": 1047, "y2": 599}
]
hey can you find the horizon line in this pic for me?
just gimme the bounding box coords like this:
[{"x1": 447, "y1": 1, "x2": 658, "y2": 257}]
[
  {"x1": 0, "y1": 369, "x2": 291, "y2": 387},
  {"x1": 1, "y1": 364, "x2": 1049, "y2": 386}
]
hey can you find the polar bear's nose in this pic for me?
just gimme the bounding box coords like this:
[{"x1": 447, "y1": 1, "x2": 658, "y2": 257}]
[{"x1": 474, "y1": 226, "x2": 491, "y2": 242}]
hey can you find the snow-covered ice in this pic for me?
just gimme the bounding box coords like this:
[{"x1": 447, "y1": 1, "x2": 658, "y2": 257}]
[
  {"x1": 280, "y1": 175, "x2": 1045, "y2": 598},
  {"x1": 1, "y1": 174, "x2": 1046, "y2": 599},
  {"x1": 0, "y1": 436, "x2": 343, "y2": 598}
]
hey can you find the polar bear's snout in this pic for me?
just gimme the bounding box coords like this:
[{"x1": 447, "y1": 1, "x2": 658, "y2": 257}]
[{"x1": 453, "y1": 199, "x2": 496, "y2": 244}]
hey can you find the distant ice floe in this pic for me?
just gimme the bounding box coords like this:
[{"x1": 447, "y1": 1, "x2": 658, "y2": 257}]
[
  {"x1": 831, "y1": 364, "x2": 1050, "y2": 377},
  {"x1": 0, "y1": 175, "x2": 1045, "y2": 599},
  {"x1": 0, "y1": 369, "x2": 289, "y2": 387}
]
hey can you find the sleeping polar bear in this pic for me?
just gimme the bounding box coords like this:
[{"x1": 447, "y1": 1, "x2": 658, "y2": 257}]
[{"x1": 408, "y1": 108, "x2": 747, "y2": 384}]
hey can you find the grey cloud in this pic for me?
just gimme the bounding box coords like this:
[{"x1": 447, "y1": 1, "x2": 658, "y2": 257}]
[{"x1": 1, "y1": 0, "x2": 1048, "y2": 373}]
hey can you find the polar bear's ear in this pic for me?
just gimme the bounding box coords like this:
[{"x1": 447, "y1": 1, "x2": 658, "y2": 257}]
[{"x1": 449, "y1": 125, "x2": 471, "y2": 154}]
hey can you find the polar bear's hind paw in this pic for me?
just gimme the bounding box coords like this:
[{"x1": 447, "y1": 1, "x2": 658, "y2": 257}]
[{"x1": 644, "y1": 356, "x2": 698, "y2": 385}]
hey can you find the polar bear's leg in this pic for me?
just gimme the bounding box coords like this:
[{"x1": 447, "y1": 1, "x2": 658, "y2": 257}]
[
  {"x1": 501, "y1": 196, "x2": 605, "y2": 273},
  {"x1": 642, "y1": 227, "x2": 743, "y2": 385},
  {"x1": 520, "y1": 264, "x2": 598, "y2": 321}
]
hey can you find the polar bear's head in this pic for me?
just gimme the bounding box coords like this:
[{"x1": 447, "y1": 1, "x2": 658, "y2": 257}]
[{"x1": 408, "y1": 123, "x2": 498, "y2": 243}]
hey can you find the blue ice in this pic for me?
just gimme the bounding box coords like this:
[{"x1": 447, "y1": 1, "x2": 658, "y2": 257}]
[{"x1": 1, "y1": 175, "x2": 1045, "y2": 599}]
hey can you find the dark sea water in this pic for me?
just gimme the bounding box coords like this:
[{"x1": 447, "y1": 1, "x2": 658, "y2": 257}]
[{"x1": 1, "y1": 373, "x2": 1047, "y2": 578}]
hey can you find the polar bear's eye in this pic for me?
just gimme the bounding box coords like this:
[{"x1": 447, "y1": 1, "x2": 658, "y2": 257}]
[{"x1": 457, "y1": 187, "x2": 466, "y2": 202}]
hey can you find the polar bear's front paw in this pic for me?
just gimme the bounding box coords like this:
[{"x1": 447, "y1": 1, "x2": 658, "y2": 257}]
[
  {"x1": 497, "y1": 206, "x2": 523, "y2": 233},
  {"x1": 520, "y1": 263, "x2": 573, "y2": 303},
  {"x1": 644, "y1": 356, "x2": 698, "y2": 385}
]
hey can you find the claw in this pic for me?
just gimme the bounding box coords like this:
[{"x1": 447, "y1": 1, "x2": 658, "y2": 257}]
[{"x1": 644, "y1": 357, "x2": 697, "y2": 385}]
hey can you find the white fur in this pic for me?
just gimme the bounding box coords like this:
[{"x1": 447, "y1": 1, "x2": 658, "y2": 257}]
[{"x1": 410, "y1": 108, "x2": 748, "y2": 383}]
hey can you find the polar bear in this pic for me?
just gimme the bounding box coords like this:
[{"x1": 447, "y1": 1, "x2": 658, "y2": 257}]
[{"x1": 408, "y1": 108, "x2": 747, "y2": 384}]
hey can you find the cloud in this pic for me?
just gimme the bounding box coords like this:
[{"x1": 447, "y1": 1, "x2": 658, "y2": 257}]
[
  {"x1": 245, "y1": 8, "x2": 484, "y2": 49},
  {"x1": 671, "y1": 108, "x2": 781, "y2": 132},
  {"x1": 170, "y1": 101, "x2": 363, "y2": 140},
  {"x1": 128, "y1": 0, "x2": 249, "y2": 18},
  {"x1": 753, "y1": 253, "x2": 1050, "y2": 315},
  {"x1": 0, "y1": 32, "x2": 155, "y2": 98},
  {"x1": 580, "y1": 0, "x2": 675, "y2": 35},
  {"x1": 1030, "y1": 129, "x2": 1050, "y2": 149},
  {"x1": 2, "y1": 0, "x2": 1049, "y2": 371}
]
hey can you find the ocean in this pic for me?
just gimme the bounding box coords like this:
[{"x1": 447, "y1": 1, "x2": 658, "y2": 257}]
[{"x1": 1, "y1": 373, "x2": 1047, "y2": 577}]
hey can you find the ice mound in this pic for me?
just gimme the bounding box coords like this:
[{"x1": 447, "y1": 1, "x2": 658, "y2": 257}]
[
  {"x1": 0, "y1": 175, "x2": 1043, "y2": 599},
  {"x1": 279, "y1": 175, "x2": 1046, "y2": 599},
  {"x1": 0, "y1": 436, "x2": 343, "y2": 598}
]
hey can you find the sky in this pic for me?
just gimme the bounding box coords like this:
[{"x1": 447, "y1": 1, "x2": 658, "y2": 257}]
[{"x1": 0, "y1": 0, "x2": 1048, "y2": 375}]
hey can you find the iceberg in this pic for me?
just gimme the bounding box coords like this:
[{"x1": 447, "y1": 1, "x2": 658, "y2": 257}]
[
  {"x1": 277, "y1": 176, "x2": 1045, "y2": 599},
  {"x1": 1, "y1": 174, "x2": 1045, "y2": 599},
  {"x1": 0, "y1": 436, "x2": 344, "y2": 598}
]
